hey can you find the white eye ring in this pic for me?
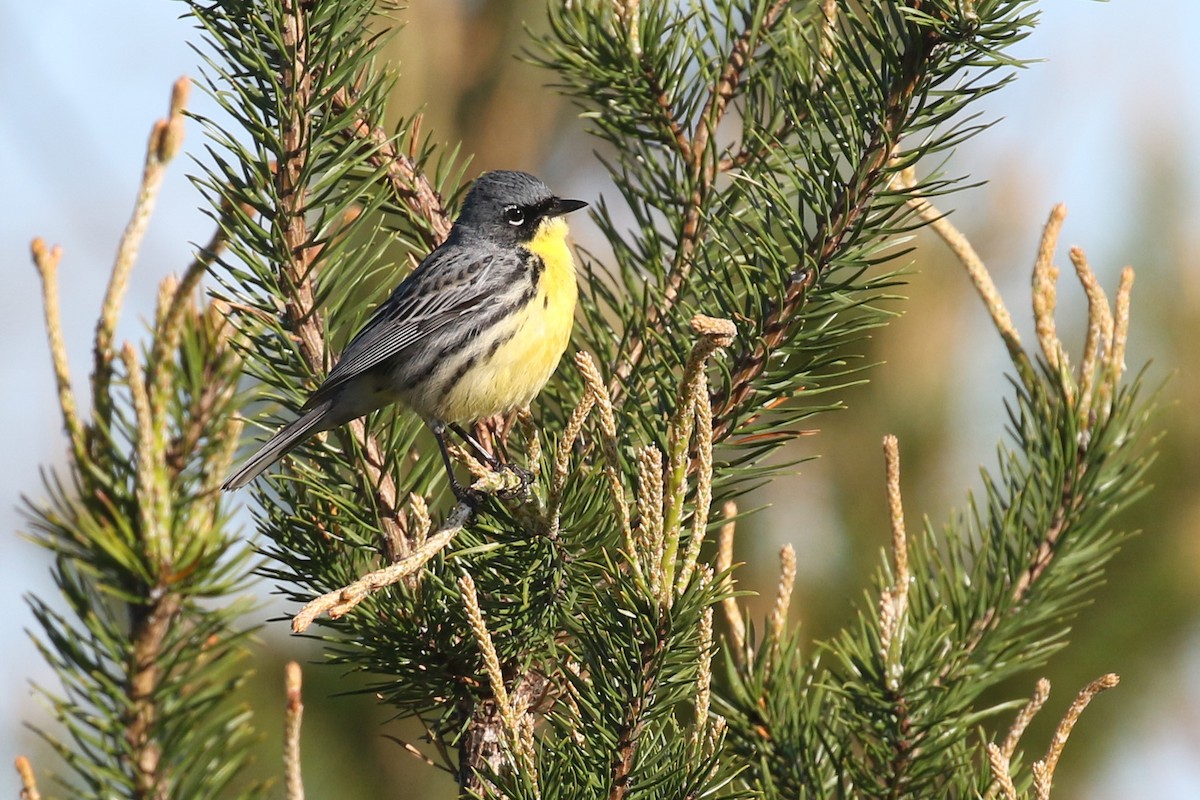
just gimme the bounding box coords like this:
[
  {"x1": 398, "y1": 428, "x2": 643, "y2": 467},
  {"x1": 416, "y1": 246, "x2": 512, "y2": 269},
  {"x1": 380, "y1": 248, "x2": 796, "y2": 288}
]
[{"x1": 504, "y1": 206, "x2": 525, "y2": 226}]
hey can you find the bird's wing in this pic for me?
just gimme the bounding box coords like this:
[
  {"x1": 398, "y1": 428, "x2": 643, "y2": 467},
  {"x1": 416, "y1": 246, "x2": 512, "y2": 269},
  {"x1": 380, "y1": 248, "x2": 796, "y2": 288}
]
[{"x1": 306, "y1": 247, "x2": 503, "y2": 404}]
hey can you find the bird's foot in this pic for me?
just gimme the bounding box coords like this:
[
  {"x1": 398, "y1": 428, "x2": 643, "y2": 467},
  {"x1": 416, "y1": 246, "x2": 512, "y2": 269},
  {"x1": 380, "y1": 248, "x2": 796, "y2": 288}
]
[{"x1": 449, "y1": 477, "x2": 487, "y2": 508}]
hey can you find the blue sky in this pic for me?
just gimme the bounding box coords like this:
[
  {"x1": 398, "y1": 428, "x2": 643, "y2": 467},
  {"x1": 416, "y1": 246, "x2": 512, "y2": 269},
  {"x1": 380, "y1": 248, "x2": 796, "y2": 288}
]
[{"x1": 3, "y1": 2, "x2": 1198, "y2": 796}]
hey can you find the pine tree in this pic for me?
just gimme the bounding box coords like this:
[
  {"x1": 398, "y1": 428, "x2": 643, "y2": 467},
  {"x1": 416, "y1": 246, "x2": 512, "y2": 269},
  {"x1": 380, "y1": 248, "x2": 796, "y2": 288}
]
[{"x1": 17, "y1": 2, "x2": 1155, "y2": 798}]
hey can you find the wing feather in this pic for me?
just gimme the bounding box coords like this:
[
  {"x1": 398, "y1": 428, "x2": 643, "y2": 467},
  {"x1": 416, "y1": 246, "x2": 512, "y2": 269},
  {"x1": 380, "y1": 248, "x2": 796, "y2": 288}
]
[{"x1": 305, "y1": 248, "x2": 501, "y2": 405}]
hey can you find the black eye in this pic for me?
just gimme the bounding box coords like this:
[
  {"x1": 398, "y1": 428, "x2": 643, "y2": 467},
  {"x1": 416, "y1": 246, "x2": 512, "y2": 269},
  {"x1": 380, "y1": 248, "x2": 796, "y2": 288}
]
[{"x1": 504, "y1": 206, "x2": 525, "y2": 226}]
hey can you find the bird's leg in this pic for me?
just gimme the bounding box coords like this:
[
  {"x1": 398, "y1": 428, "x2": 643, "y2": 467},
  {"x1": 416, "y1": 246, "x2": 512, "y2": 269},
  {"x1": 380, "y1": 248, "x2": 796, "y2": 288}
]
[
  {"x1": 430, "y1": 420, "x2": 483, "y2": 505},
  {"x1": 451, "y1": 422, "x2": 533, "y2": 488},
  {"x1": 449, "y1": 423, "x2": 502, "y2": 471}
]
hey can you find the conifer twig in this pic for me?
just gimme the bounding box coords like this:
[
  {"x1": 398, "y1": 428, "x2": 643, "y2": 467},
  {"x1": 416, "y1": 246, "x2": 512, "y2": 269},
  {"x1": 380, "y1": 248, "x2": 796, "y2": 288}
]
[
  {"x1": 284, "y1": 662, "x2": 305, "y2": 800},
  {"x1": 609, "y1": 4, "x2": 789, "y2": 401},
  {"x1": 714, "y1": 502, "x2": 746, "y2": 662},
  {"x1": 710, "y1": 15, "x2": 946, "y2": 441},
  {"x1": 692, "y1": 599, "x2": 714, "y2": 746},
  {"x1": 123, "y1": 343, "x2": 169, "y2": 564},
  {"x1": 984, "y1": 678, "x2": 1051, "y2": 800},
  {"x1": 615, "y1": 0, "x2": 642, "y2": 57},
  {"x1": 146, "y1": 198, "x2": 235, "y2": 400},
  {"x1": 985, "y1": 743, "x2": 1017, "y2": 800},
  {"x1": 1069, "y1": 245, "x2": 1113, "y2": 419},
  {"x1": 1003, "y1": 678, "x2": 1052, "y2": 761},
  {"x1": 30, "y1": 238, "x2": 85, "y2": 460},
  {"x1": 578, "y1": 351, "x2": 634, "y2": 561},
  {"x1": 1031, "y1": 674, "x2": 1119, "y2": 799},
  {"x1": 677, "y1": 368, "x2": 715, "y2": 593},
  {"x1": 94, "y1": 78, "x2": 189, "y2": 440},
  {"x1": 459, "y1": 573, "x2": 541, "y2": 793},
  {"x1": 330, "y1": 87, "x2": 452, "y2": 248},
  {"x1": 127, "y1": 590, "x2": 183, "y2": 800},
  {"x1": 547, "y1": 354, "x2": 598, "y2": 537},
  {"x1": 606, "y1": 625, "x2": 669, "y2": 800},
  {"x1": 290, "y1": 502, "x2": 473, "y2": 632},
  {"x1": 879, "y1": 435, "x2": 909, "y2": 684},
  {"x1": 1033, "y1": 205, "x2": 1069, "y2": 373},
  {"x1": 883, "y1": 435, "x2": 909, "y2": 593},
  {"x1": 459, "y1": 574, "x2": 517, "y2": 743},
  {"x1": 813, "y1": 0, "x2": 839, "y2": 89},
  {"x1": 661, "y1": 315, "x2": 736, "y2": 603},
  {"x1": 898, "y1": 167, "x2": 1031, "y2": 383},
  {"x1": 1100, "y1": 266, "x2": 1135, "y2": 413},
  {"x1": 769, "y1": 544, "x2": 796, "y2": 653},
  {"x1": 15, "y1": 756, "x2": 41, "y2": 800},
  {"x1": 263, "y1": 0, "x2": 413, "y2": 562},
  {"x1": 936, "y1": 205, "x2": 1130, "y2": 677},
  {"x1": 637, "y1": 445, "x2": 667, "y2": 595}
]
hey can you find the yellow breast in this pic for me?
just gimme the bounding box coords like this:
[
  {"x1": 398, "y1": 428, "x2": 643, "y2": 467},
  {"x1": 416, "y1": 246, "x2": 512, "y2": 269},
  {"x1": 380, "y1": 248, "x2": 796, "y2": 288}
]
[{"x1": 437, "y1": 217, "x2": 578, "y2": 423}]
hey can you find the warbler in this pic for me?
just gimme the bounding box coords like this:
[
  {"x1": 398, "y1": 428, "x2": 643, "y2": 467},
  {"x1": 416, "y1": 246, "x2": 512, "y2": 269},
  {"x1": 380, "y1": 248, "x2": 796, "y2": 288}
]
[{"x1": 221, "y1": 170, "x2": 587, "y2": 498}]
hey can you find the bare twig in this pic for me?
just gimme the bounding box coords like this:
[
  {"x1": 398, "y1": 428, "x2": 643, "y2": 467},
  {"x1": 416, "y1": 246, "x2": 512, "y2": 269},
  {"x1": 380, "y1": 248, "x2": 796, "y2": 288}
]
[
  {"x1": 714, "y1": 502, "x2": 746, "y2": 662},
  {"x1": 31, "y1": 238, "x2": 85, "y2": 460},
  {"x1": 15, "y1": 756, "x2": 42, "y2": 800},
  {"x1": 291, "y1": 502, "x2": 472, "y2": 632},
  {"x1": 1033, "y1": 205, "x2": 1069, "y2": 373},
  {"x1": 899, "y1": 167, "x2": 1031, "y2": 383},
  {"x1": 1031, "y1": 674, "x2": 1120, "y2": 800},
  {"x1": 94, "y1": 78, "x2": 189, "y2": 440},
  {"x1": 879, "y1": 435, "x2": 909, "y2": 686},
  {"x1": 984, "y1": 678, "x2": 1051, "y2": 800},
  {"x1": 284, "y1": 662, "x2": 305, "y2": 800}
]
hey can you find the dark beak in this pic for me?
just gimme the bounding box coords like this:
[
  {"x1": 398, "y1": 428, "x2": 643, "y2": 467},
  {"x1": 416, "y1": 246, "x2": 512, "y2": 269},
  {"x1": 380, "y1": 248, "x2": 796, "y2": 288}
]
[{"x1": 549, "y1": 197, "x2": 588, "y2": 216}]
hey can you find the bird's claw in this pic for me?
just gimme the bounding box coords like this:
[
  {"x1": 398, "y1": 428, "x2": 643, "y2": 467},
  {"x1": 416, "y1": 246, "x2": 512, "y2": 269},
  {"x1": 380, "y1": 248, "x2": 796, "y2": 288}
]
[{"x1": 451, "y1": 482, "x2": 487, "y2": 508}]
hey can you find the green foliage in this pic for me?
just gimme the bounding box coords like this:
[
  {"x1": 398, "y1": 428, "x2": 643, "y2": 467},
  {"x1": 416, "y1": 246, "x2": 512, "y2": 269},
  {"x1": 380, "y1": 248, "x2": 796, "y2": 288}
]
[
  {"x1": 22, "y1": 271, "x2": 259, "y2": 797},
  {"x1": 18, "y1": 0, "x2": 1158, "y2": 798},
  {"x1": 532, "y1": 0, "x2": 1036, "y2": 483}
]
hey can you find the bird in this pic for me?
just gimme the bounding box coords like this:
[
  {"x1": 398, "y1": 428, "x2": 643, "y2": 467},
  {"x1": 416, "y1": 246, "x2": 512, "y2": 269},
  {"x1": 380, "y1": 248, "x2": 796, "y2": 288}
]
[{"x1": 221, "y1": 170, "x2": 587, "y2": 499}]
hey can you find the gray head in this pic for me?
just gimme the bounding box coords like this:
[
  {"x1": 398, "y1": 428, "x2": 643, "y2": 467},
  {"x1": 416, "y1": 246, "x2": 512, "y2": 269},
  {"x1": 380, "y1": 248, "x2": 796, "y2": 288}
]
[{"x1": 455, "y1": 170, "x2": 587, "y2": 244}]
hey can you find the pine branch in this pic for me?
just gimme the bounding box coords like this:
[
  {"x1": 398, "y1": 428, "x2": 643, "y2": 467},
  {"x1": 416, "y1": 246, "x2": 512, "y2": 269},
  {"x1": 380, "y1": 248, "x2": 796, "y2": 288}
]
[
  {"x1": 330, "y1": 87, "x2": 452, "y2": 248},
  {"x1": 716, "y1": 187, "x2": 1154, "y2": 796},
  {"x1": 606, "y1": 619, "x2": 670, "y2": 800},
  {"x1": 277, "y1": 0, "x2": 325, "y2": 373},
  {"x1": 609, "y1": 0, "x2": 792, "y2": 400},
  {"x1": 23, "y1": 78, "x2": 259, "y2": 799},
  {"x1": 537, "y1": 1, "x2": 1037, "y2": 498},
  {"x1": 711, "y1": 8, "x2": 941, "y2": 439}
]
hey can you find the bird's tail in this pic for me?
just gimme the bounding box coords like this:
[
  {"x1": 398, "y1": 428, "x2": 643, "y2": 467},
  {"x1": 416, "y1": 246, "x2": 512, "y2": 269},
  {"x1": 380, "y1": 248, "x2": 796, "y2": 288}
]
[{"x1": 221, "y1": 403, "x2": 331, "y2": 491}]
